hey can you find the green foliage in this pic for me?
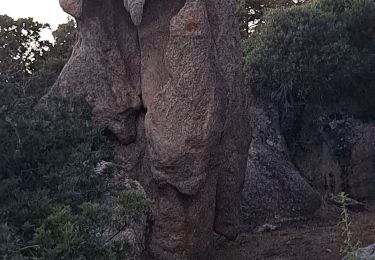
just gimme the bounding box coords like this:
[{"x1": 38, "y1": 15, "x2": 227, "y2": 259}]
[
  {"x1": 337, "y1": 192, "x2": 360, "y2": 259},
  {"x1": 33, "y1": 205, "x2": 80, "y2": 257},
  {"x1": 0, "y1": 15, "x2": 51, "y2": 74},
  {"x1": 119, "y1": 190, "x2": 151, "y2": 226},
  {"x1": 0, "y1": 97, "x2": 116, "y2": 259},
  {"x1": 51, "y1": 18, "x2": 76, "y2": 61},
  {"x1": 0, "y1": 15, "x2": 76, "y2": 113},
  {"x1": 244, "y1": 0, "x2": 375, "y2": 120},
  {"x1": 0, "y1": 16, "x2": 149, "y2": 259}
]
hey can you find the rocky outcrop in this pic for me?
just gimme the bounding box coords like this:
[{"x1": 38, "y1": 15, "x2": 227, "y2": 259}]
[
  {"x1": 294, "y1": 110, "x2": 375, "y2": 201},
  {"x1": 241, "y1": 98, "x2": 375, "y2": 230},
  {"x1": 241, "y1": 105, "x2": 321, "y2": 229},
  {"x1": 44, "y1": 0, "x2": 250, "y2": 259},
  {"x1": 348, "y1": 122, "x2": 375, "y2": 199}
]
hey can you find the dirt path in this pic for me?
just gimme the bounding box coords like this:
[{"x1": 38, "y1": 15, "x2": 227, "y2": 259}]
[{"x1": 214, "y1": 202, "x2": 375, "y2": 260}]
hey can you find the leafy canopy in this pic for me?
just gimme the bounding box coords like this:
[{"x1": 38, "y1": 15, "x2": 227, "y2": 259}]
[{"x1": 244, "y1": 0, "x2": 375, "y2": 119}]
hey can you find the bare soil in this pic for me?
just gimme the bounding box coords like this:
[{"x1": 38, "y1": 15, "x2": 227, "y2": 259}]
[{"x1": 214, "y1": 202, "x2": 375, "y2": 260}]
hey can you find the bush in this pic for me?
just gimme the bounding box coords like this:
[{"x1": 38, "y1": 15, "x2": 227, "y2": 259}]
[
  {"x1": 0, "y1": 98, "x2": 114, "y2": 259},
  {"x1": 244, "y1": 0, "x2": 375, "y2": 120},
  {"x1": 0, "y1": 97, "x2": 152, "y2": 259},
  {"x1": 0, "y1": 16, "x2": 150, "y2": 259}
]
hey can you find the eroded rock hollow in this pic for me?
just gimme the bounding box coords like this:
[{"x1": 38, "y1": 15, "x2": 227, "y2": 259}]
[{"x1": 46, "y1": 0, "x2": 250, "y2": 258}]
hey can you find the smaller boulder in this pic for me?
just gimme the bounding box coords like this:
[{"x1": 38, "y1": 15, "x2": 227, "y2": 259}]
[
  {"x1": 343, "y1": 244, "x2": 375, "y2": 260},
  {"x1": 254, "y1": 224, "x2": 278, "y2": 233}
]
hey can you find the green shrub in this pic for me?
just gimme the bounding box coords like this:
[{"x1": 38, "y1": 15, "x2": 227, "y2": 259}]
[
  {"x1": 0, "y1": 98, "x2": 114, "y2": 259},
  {"x1": 0, "y1": 16, "x2": 150, "y2": 259},
  {"x1": 120, "y1": 190, "x2": 151, "y2": 226},
  {"x1": 244, "y1": 0, "x2": 375, "y2": 120},
  {"x1": 0, "y1": 97, "x2": 152, "y2": 259}
]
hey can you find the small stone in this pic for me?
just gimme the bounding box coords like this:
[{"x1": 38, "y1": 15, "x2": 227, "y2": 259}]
[{"x1": 255, "y1": 224, "x2": 278, "y2": 233}]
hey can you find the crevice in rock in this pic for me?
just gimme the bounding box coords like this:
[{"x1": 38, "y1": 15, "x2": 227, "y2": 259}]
[
  {"x1": 103, "y1": 127, "x2": 121, "y2": 143},
  {"x1": 138, "y1": 93, "x2": 147, "y2": 113}
]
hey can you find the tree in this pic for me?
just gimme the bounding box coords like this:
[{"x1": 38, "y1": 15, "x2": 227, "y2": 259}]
[
  {"x1": 29, "y1": 18, "x2": 77, "y2": 102},
  {"x1": 239, "y1": 0, "x2": 305, "y2": 38},
  {"x1": 244, "y1": 0, "x2": 375, "y2": 119},
  {"x1": 0, "y1": 15, "x2": 51, "y2": 111},
  {"x1": 48, "y1": 18, "x2": 76, "y2": 67},
  {"x1": 0, "y1": 15, "x2": 51, "y2": 75},
  {"x1": 0, "y1": 15, "x2": 75, "y2": 113}
]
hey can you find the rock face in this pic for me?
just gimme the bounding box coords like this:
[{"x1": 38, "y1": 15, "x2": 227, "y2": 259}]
[
  {"x1": 241, "y1": 98, "x2": 375, "y2": 229},
  {"x1": 123, "y1": 0, "x2": 145, "y2": 26},
  {"x1": 241, "y1": 97, "x2": 375, "y2": 230},
  {"x1": 44, "y1": 0, "x2": 250, "y2": 259},
  {"x1": 59, "y1": 0, "x2": 83, "y2": 18},
  {"x1": 293, "y1": 109, "x2": 375, "y2": 201},
  {"x1": 241, "y1": 104, "x2": 321, "y2": 229}
]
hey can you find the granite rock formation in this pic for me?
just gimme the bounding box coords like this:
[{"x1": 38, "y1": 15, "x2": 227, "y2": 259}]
[
  {"x1": 44, "y1": 0, "x2": 250, "y2": 259},
  {"x1": 241, "y1": 104, "x2": 321, "y2": 229},
  {"x1": 240, "y1": 100, "x2": 375, "y2": 231},
  {"x1": 241, "y1": 98, "x2": 375, "y2": 229},
  {"x1": 293, "y1": 110, "x2": 375, "y2": 201}
]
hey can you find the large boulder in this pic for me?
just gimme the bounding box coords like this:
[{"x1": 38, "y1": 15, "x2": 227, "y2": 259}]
[
  {"x1": 293, "y1": 109, "x2": 375, "y2": 201},
  {"x1": 43, "y1": 0, "x2": 250, "y2": 259},
  {"x1": 241, "y1": 99, "x2": 375, "y2": 231},
  {"x1": 241, "y1": 105, "x2": 321, "y2": 229}
]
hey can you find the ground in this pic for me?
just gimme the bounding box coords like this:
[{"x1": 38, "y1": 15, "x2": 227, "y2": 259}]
[{"x1": 214, "y1": 201, "x2": 375, "y2": 260}]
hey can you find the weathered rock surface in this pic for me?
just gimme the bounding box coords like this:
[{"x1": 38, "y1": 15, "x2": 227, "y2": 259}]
[
  {"x1": 346, "y1": 122, "x2": 375, "y2": 199},
  {"x1": 43, "y1": 0, "x2": 250, "y2": 259},
  {"x1": 123, "y1": 0, "x2": 145, "y2": 26},
  {"x1": 242, "y1": 96, "x2": 375, "y2": 230},
  {"x1": 293, "y1": 110, "x2": 375, "y2": 200},
  {"x1": 45, "y1": 0, "x2": 142, "y2": 146},
  {"x1": 241, "y1": 105, "x2": 321, "y2": 229},
  {"x1": 59, "y1": 0, "x2": 83, "y2": 18}
]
